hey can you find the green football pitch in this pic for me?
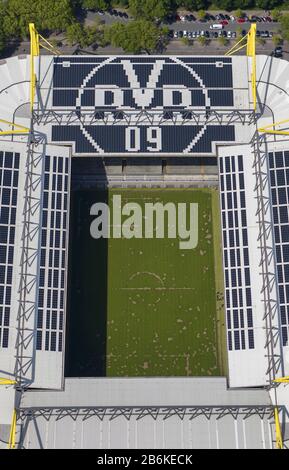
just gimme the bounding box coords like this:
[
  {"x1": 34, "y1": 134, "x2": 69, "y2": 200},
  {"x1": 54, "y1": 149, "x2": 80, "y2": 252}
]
[{"x1": 65, "y1": 188, "x2": 227, "y2": 378}]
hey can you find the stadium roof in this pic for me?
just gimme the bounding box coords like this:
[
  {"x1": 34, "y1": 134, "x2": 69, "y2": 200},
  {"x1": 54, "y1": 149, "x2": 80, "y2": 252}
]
[{"x1": 17, "y1": 377, "x2": 274, "y2": 449}]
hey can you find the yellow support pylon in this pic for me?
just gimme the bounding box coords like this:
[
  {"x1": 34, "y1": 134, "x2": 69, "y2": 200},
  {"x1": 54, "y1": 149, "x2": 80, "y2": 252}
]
[
  {"x1": 8, "y1": 409, "x2": 17, "y2": 449},
  {"x1": 273, "y1": 376, "x2": 289, "y2": 383},
  {"x1": 274, "y1": 407, "x2": 283, "y2": 449},
  {"x1": 0, "y1": 118, "x2": 30, "y2": 136},
  {"x1": 0, "y1": 377, "x2": 16, "y2": 385},
  {"x1": 225, "y1": 24, "x2": 257, "y2": 111},
  {"x1": 29, "y1": 23, "x2": 40, "y2": 112},
  {"x1": 258, "y1": 118, "x2": 289, "y2": 136},
  {"x1": 29, "y1": 23, "x2": 60, "y2": 111},
  {"x1": 247, "y1": 24, "x2": 256, "y2": 111}
]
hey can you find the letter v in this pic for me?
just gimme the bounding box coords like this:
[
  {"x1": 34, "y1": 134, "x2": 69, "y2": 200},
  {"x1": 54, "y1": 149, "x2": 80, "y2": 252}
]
[{"x1": 121, "y1": 60, "x2": 165, "y2": 109}]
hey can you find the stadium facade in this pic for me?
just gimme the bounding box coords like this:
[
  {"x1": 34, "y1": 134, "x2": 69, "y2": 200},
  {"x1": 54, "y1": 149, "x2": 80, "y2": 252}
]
[{"x1": 0, "y1": 51, "x2": 289, "y2": 449}]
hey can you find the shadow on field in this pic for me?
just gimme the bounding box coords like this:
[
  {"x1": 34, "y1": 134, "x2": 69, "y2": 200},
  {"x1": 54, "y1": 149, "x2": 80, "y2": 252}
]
[{"x1": 65, "y1": 158, "x2": 108, "y2": 377}]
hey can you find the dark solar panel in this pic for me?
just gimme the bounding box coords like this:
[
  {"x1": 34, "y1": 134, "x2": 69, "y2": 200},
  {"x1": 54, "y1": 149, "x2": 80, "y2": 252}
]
[
  {"x1": 37, "y1": 154, "x2": 69, "y2": 352},
  {"x1": 219, "y1": 153, "x2": 255, "y2": 351}
]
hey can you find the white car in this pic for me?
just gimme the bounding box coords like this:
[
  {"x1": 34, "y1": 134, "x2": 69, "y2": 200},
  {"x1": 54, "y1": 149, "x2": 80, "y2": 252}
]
[
  {"x1": 230, "y1": 15, "x2": 235, "y2": 21},
  {"x1": 180, "y1": 15, "x2": 186, "y2": 21},
  {"x1": 183, "y1": 30, "x2": 188, "y2": 37},
  {"x1": 174, "y1": 31, "x2": 178, "y2": 38},
  {"x1": 227, "y1": 31, "x2": 232, "y2": 38},
  {"x1": 200, "y1": 30, "x2": 205, "y2": 36}
]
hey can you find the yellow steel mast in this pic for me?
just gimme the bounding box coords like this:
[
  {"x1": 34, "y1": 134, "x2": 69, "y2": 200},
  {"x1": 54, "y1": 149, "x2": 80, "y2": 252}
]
[
  {"x1": 225, "y1": 24, "x2": 257, "y2": 111},
  {"x1": 29, "y1": 22, "x2": 60, "y2": 111}
]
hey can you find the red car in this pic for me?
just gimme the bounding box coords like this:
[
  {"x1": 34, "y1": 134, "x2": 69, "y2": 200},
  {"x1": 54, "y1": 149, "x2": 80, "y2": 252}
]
[
  {"x1": 220, "y1": 20, "x2": 228, "y2": 25},
  {"x1": 237, "y1": 18, "x2": 245, "y2": 23}
]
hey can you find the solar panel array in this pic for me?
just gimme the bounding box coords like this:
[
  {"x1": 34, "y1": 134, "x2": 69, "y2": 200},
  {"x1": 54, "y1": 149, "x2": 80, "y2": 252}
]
[
  {"x1": 36, "y1": 155, "x2": 69, "y2": 353},
  {"x1": 0, "y1": 150, "x2": 19, "y2": 349},
  {"x1": 51, "y1": 56, "x2": 235, "y2": 155},
  {"x1": 268, "y1": 150, "x2": 289, "y2": 347},
  {"x1": 219, "y1": 154, "x2": 255, "y2": 351}
]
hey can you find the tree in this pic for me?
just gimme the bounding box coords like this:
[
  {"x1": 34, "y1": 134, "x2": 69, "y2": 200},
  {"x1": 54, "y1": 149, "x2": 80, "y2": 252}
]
[
  {"x1": 271, "y1": 8, "x2": 282, "y2": 22},
  {"x1": 66, "y1": 22, "x2": 88, "y2": 46},
  {"x1": 213, "y1": 0, "x2": 235, "y2": 10},
  {"x1": 181, "y1": 36, "x2": 191, "y2": 45},
  {"x1": 280, "y1": 14, "x2": 289, "y2": 42},
  {"x1": 129, "y1": 0, "x2": 171, "y2": 20},
  {"x1": 104, "y1": 19, "x2": 160, "y2": 53},
  {"x1": 234, "y1": 9, "x2": 244, "y2": 19},
  {"x1": 83, "y1": 0, "x2": 110, "y2": 10},
  {"x1": 236, "y1": 25, "x2": 243, "y2": 37},
  {"x1": 256, "y1": 36, "x2": 266, "y2": 45},
  {"x1": 272, "y1": 34, "x2": 283, "y2": 46},
  {"x1": 2, "y1": 0, "x2": 74, "y2": 38},
  {"x1": 255, "y1": 0, "x2": 280, "y2": 9},
  {"x1": 218, "y1": 35, "x2": 228, "y2": 46},
  {"x1": 0, "y1": 28, "x2": 5, "y2": 55},
  {"x1": 198, "y1": 35, "x2": 207, "y2": 45},
  {"x1": 114, "y1": 0, "x2": 129, "y2": 6},
  {"x1": 198, "y1": 10, "x2": 207, "y2": 20}
]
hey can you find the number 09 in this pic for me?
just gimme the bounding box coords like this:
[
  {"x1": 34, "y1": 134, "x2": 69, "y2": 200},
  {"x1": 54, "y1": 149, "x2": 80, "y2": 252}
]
[{"x1": 125, "y1": 127, "x2": 162, "y2": 152}]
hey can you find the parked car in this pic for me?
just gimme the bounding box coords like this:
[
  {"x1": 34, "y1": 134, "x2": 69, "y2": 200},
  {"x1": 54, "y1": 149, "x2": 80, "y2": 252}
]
[
  {"x1": 274, "y1": 46, "x2": 283, "y2": 58},
  {"x1": 269, "y1": 31, "x2": 273, "y2": 38},
  {"x1": 173, "y1": 31, "x2": 178, "y2": 38},
  {"x1": 183, "y1": 30, "x2": 188, "y2": 37},
  {"x1": 178, "y1": 30, "x2": 183, "y2": 38},
  {"x1": 214, "y1": 31, "x2": 218, "y2": 38},
  {"x1": 210, "y1": 23, "x2": 223, "y2": 30},
  {"x1": 227, "y1": 30, "x2": 232, "y2": 38},
  {"x1": 230, "y1": 15, "x2": 236, "y2": 21},
  {"x1": 220, "y1": 20, "x2": 229, "y2": 25},
  {"x1": 219, "y1": 13, "x2": 225, "y2": 20},
  {"x1": 237, "y1": 18, "x2": 245, "y2": 23},
  {"x1": 231, "y1": 31, "x2": 236, "y2": 38}
]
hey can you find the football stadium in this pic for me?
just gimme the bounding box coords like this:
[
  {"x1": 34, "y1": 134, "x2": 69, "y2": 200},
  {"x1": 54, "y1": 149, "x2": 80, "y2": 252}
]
[{"x1": 0, "y1": 24, "x2": 289, "y2": 449}]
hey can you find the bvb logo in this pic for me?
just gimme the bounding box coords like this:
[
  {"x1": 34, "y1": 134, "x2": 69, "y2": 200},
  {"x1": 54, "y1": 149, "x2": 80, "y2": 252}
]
[{"x1": 75, "y1": 57, "x2": 210, "y2": 154}]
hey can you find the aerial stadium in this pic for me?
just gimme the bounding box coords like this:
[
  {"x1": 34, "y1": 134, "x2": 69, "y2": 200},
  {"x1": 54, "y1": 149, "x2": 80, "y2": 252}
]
[{"x1": 0, "y1": 23, "x2": 289, "y2": 449}]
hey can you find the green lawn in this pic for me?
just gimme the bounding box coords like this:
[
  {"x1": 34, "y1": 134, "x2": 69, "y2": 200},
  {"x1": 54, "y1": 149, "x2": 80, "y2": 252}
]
[{"x1": 65, "y1": 188, "x2": 226, "y2": 378}]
